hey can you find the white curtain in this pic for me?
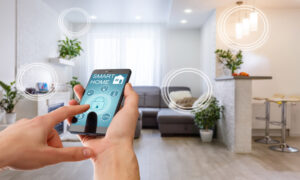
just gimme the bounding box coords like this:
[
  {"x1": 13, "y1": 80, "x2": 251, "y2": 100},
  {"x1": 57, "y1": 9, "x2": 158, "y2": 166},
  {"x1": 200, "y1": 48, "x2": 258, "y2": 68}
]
[{"x1": 86, "y1": 24, "x2": 163, "y2": 86}]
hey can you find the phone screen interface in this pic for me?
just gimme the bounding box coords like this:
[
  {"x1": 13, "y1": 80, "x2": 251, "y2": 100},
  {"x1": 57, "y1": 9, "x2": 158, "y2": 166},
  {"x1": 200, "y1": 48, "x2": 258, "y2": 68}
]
[{"x1": 73, "y1": 73, "x2": 128, "y2": 128}]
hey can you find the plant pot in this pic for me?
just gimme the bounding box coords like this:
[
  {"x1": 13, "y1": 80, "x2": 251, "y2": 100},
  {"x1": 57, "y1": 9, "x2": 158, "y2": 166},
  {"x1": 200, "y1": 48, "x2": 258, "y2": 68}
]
[
  {"x1": 5, "y1": 112, "x2": 16, "y2": 124},
  {"x1": 200, "y1": 129, "x2": 213, "y2": 143}
]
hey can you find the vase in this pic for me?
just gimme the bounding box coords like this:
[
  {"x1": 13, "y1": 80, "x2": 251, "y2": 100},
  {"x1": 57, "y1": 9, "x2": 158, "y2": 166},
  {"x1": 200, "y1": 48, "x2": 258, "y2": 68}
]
[
  {"x1": 5, "y1": 112, "x2": 16, "y2": 124},
  {"x1": 200, "y1": 129, "x2": 213, "y2": 143},
  {"x1": 223, "y1": 66, "x2": 231, "y2": 76}
]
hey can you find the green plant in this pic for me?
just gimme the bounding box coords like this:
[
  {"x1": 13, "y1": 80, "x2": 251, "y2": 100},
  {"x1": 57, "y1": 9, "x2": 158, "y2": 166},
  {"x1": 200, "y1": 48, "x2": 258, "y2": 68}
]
[
  {"x1": 58, "y1": 37, "x2": 83, "y2": 60},
  {"x1": 215, "y1": 49, "x2": 243, "y2": 74},
  {"x1": 67, "y1": 77, "x2": 81, "y2": 99},
  {"x1": 0, "y1": 81, "x2": 21, "y2": 113},
  {"x1": 193, "y1": 97, "x2": 224, "y2": 131}
]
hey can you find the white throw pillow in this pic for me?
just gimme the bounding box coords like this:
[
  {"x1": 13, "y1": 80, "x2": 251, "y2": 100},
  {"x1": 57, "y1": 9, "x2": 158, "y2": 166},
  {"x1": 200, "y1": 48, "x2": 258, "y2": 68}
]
[{"x1": 169, "y1": 90, "x2": 192, "y2": 102}]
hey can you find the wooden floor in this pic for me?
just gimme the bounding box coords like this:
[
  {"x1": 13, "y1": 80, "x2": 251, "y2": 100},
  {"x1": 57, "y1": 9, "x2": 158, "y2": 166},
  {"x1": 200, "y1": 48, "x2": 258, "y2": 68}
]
[{"x1": 1, "y1": 129, "x2": 300, "y2": 180}]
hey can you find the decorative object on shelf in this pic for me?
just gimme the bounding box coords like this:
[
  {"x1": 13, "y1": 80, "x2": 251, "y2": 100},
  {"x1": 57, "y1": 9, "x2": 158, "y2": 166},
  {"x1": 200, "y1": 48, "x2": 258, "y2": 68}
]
[
  {"x1": 0, "y1": 81, "x2": 21, "y2": 124},
  {"x1": 193, "y1": 97, "x2": 224, "y2": 143},
  {"x1": 235, "y1": 1, "x2": 258, "y2": 39},
  {"x1": 215, "y1": 49, "x2": 243, "y2": 75},
  {"x1": 67, "y1": 76, "x2": 81, "y2": 99},
  {"x1": 37, "y1": 82, "x2": 49, "y2": 93},
  {"x1": 58, "y1": 37, "x2": 83, "y2": 60}
]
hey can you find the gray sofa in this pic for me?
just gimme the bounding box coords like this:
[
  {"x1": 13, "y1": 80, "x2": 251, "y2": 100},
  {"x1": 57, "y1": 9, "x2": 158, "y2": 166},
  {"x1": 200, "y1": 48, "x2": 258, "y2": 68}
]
[{"x1": 133, "y1": 86, "x2": 199, "y2": 136}]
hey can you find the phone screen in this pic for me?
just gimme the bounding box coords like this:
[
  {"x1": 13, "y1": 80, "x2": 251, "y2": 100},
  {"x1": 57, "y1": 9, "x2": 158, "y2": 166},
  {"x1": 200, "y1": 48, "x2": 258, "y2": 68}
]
[{"x1": 69, "y1": 71, "x2": 130, "y2": 135}]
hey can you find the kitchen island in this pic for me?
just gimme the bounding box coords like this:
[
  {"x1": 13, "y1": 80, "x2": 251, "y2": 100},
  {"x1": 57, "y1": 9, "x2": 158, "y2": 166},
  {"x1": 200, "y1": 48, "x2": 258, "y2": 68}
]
[{"x1": 215, "y1": 76, "x2": 272, "y2": 153}]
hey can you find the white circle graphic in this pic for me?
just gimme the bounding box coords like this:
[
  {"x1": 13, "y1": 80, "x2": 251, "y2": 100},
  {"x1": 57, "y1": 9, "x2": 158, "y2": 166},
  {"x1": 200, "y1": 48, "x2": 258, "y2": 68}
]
[
  {"x1": 161, "y1": 68, "x2": 213, "y2": 114},
  {"x1": 58, "y1": 8, "x2": 91, "y2": 37},
  {"x1": 16, "y1": 63, "x2": 59, "y2": 101},
  {"x1": 217, "y1": 5, "x2": 270, "y2": 51}
]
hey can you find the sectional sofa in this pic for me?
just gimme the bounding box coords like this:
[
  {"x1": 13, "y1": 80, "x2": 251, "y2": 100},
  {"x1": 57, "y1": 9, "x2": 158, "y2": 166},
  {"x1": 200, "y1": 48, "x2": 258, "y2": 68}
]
[{"x1": 133, "y1": 86, "x2": 199, "y2": 136}]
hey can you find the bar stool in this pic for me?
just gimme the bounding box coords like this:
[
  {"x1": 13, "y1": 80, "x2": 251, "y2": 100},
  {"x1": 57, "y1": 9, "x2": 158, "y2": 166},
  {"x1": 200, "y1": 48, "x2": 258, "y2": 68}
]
[
  {"x1": 253, "y1": 97, "x2": 280, "y2": 144},
  {"x1": 268, "y1": 97, "x2": 299, "y2": 153}
]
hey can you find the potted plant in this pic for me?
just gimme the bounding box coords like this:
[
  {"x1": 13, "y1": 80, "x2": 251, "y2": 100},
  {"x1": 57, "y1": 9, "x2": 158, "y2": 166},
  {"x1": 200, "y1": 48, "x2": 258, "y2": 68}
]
[
  {"x1": 0, "y1": 81, "x2": 21, "y2": 124},
  {"x1": 67, "y1": 76, "x2": 81, "y2": 99},
  {"x1": 215, "y1": 49, "x2": 243, "y2": 75},
  {"x1": 58, "y1": 37, "x2": 83, "y2": 60},
  {"x1": 193, "y1": 97, "x2": 223, "y2": 143}
]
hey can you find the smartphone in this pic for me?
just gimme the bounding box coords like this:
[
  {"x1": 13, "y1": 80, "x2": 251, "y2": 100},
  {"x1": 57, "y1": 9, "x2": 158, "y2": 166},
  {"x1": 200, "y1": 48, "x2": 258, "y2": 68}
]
[{"x1": 69, "y1": 69, "x2": 131, "y2": 135}]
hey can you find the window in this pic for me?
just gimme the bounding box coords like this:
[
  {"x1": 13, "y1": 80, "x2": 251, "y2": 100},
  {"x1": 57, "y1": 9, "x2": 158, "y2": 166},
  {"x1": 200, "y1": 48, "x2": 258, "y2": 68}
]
[{"x1": 88, "y1": 24, "x2": 162, "y2": 86}]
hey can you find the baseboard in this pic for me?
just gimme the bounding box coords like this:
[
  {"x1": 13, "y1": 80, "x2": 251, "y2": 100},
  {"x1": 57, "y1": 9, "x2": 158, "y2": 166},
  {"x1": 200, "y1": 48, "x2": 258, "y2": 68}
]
[{"x1": 252, "y1": 129, "x2": 289, "y2": 137}]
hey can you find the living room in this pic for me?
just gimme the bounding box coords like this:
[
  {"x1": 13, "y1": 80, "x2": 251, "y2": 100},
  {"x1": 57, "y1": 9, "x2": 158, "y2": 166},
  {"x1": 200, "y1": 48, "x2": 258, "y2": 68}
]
[{"x1": 0, "y1": 0, "x2": 300, "y2": 179}]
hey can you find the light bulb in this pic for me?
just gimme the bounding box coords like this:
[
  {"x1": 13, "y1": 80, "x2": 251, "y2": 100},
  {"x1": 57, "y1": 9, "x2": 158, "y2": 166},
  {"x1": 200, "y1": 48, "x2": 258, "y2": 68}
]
[
  {"x1": 250, "y1": 11, "x2": 258, "y2": 31},
  {"x1": 235, "y1": 22, "x2": 243, "y2": 39},
  {"x1": 243, "y1": 18, "x2": 250, "y2": 36}
]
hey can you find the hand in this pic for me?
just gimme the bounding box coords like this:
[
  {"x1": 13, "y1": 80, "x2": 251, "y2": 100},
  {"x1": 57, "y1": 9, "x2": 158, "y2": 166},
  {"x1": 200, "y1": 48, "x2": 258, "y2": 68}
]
[
  {"x1": 0, "y1": 105, "x2": 94, "y2": 170},
  {"x1": 69, "y1": 83, "x2": 140, "y2": 180}
]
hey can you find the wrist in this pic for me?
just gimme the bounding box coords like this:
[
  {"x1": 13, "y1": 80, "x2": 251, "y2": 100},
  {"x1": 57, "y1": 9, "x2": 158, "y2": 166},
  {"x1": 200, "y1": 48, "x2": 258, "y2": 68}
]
[{"x1": 92, "y1": 143, "x2": 134, "y2": 164}]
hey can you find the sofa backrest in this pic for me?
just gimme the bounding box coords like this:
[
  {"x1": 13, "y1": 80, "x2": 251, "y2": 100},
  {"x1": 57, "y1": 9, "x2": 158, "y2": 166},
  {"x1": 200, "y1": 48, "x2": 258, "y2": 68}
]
[
  {"x1": 133, "y1": 86, "x2": 191, "y2": 108},
  {"x1": 159, "y1": 86, "x2": 191, "y2": 108},
  {"x1": 133, "y1": 86, "x2": 160, "y2": 108}
]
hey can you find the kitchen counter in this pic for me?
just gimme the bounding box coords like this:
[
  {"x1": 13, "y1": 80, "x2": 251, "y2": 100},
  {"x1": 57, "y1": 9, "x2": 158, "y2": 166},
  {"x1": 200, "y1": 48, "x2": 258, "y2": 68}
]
[{"x1": 214, "y1": 76, "x2": 272, "y2": 153}]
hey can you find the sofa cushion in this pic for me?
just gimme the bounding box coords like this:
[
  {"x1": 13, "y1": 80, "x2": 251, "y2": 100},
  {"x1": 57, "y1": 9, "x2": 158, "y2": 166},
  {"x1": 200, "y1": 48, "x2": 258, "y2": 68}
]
[
  {"x1": 139, "y1": 108, "x2": 160, "y2": 117},
  {"x1": 160, "y1": 87, "x2": 191, "y2": 108},
  {"x1": 134, "y1": 86, "x2": 160, "y2": 108},
  {"x1": 157, "y1": 108, "x2": 195, "y2": 124}
]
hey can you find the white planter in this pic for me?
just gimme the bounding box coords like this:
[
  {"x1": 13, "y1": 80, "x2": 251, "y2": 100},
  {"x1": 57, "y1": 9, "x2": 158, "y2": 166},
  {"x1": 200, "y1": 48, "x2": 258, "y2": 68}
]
[
  {"x1": 5, "y1": 112, "x2": 16, "y2": 124},
  {"x1": 49, "y1": 58, "x2": 75, "y2": 66},
  {"x1": 200, "y1": 129, "x2": 213, "y2": 143}
]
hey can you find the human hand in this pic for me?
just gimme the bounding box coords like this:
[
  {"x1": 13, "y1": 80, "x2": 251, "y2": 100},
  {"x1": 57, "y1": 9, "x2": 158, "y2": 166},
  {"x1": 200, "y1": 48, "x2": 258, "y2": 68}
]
[
  {"x1": 69, "y1": 83, "x2": 139, "y2": 158},
  {"x1": 0, "y1": 105, "x2": 94, "y2": 170},
  {"x1": 69, "y1": 83, "x2": 140, "y2": 180}
]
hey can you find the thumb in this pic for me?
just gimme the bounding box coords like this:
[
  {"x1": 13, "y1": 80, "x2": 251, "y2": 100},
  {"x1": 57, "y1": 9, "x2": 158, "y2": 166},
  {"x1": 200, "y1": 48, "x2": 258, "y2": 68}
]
[{"x1": 44, "y1": 147, "x2": 94, "y2": 164}]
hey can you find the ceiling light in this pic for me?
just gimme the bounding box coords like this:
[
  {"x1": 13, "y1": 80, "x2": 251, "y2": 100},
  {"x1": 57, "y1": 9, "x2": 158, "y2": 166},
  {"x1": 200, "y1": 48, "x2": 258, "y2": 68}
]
[
  {"x1": 90, "y1": 15, "x2": 97, "y2": 20},
  {"x1": 184, "y1": 9, "x2": 192, "y2": 14},
  {"x1": 180, "y1": 19, "x2": 187, "y2": 24},
  {"x1": 135, "y1": 16, "x2": 142, "y2": 20}
]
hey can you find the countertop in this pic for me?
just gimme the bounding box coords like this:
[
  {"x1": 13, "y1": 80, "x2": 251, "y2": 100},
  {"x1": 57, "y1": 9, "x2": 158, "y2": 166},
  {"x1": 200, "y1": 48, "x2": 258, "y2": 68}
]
[{"x1": 215, "y1": 76, "x2": 272, "y2": 81}]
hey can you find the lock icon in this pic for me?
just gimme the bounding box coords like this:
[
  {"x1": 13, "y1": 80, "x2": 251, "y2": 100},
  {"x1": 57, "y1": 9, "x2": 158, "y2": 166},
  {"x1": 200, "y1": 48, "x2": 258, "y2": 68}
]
[{"x1": 91, "y1": 96, "x2": 105, "y2": 110}]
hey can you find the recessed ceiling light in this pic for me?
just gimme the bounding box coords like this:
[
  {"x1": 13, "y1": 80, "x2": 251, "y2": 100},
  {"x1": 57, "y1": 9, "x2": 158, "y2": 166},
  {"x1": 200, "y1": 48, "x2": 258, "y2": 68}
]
[
  {"x1": 135, "y1": 16, "x2": 142, "y2": 20},
  {"x1": 90, "y1": 15, "x2": 97, "y2": 20},
  {"x1": 180, "y1": 19, "x2": 187, "y2": 24},
  {"x1": 184, "y1": 9, "x2": 193, "y2": 14}
]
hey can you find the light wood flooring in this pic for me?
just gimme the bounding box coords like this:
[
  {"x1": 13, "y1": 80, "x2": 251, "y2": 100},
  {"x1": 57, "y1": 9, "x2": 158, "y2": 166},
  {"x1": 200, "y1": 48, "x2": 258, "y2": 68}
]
[{"x1": 1, "y1": 129, "x2": 300, "y2": 180}]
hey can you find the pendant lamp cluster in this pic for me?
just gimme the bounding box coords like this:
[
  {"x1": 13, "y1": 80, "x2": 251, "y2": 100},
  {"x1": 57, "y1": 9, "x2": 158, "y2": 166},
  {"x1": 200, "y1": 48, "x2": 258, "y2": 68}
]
[{"x1": 235, "y1": 1, "x2": 258, "y2": 39}]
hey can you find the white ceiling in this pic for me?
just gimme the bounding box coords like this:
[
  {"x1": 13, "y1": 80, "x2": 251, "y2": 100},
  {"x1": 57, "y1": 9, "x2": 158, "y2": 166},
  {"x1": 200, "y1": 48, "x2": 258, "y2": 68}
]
[{"x1": 43, "y1": 0, "x2": 300, "y2": 29}]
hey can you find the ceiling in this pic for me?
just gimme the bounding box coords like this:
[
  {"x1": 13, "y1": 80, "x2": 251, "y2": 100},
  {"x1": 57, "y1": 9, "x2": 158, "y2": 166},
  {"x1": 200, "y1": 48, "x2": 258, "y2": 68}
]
[{"x1": 43, "y1": 0, "x2": 300, "y2": 29}]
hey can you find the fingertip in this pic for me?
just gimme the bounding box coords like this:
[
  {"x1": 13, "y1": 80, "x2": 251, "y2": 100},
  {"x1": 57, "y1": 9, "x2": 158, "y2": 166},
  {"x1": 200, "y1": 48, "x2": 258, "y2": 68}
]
[
  {"x1": 74, "y1": 84, "x2": 83, "y2": 91},
  {"x1": 82, "y1": 148, "x2": 94, "y2": 158},
  {"x1": 69, "y1": 100, "x2": 78, "y2": 105}
]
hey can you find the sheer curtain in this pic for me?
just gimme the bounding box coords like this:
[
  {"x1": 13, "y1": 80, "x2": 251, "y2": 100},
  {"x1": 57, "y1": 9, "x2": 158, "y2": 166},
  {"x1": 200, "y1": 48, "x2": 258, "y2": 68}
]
[{"x1": 87, "y1": 24, "x2": 163, "y2": 86}]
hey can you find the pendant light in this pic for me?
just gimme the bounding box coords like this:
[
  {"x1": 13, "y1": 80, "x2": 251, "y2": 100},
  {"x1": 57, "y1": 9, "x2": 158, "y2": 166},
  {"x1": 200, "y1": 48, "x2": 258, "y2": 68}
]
[
  {"x1": 249, "y1": 2, "x2": 258, "y2": 32},
  {"x1": 235, "y1": 1, "x2": 244, "y2": 39}
]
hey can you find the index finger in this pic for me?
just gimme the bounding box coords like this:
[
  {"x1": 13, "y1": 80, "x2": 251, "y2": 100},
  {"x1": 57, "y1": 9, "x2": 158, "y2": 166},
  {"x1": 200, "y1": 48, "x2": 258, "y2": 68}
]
[{"x1": 45, "y1": 105, "x2": 90, "y2": 127}]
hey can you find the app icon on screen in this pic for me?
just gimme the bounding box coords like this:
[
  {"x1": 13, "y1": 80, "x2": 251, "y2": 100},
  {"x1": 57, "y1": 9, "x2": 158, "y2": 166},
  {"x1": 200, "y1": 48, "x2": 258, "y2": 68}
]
[{"x1": 113, "y1": 75, "x2": 124, "y2": 84}]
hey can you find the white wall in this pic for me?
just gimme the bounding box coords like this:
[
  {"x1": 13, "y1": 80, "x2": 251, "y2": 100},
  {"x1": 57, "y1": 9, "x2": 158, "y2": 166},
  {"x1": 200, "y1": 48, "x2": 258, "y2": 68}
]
[
  {"x1": 0, "y1": 0, "x2": 16, "y2": 83},
  {"x1": 199, "y1": 10, "x2": 216, "y2": 93},
  {"x1": 163, "y1": 28, "x2": 202, "y2": 97},
  {"x1": 14, "y1": 0, "x2": 73, "y2": 119},
  {"x1": 17, "y1": 0, "x2": 72, "y2": 84},
  {"x1": 199, "y1": 10, "x2": 216, "y2": 81}
]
